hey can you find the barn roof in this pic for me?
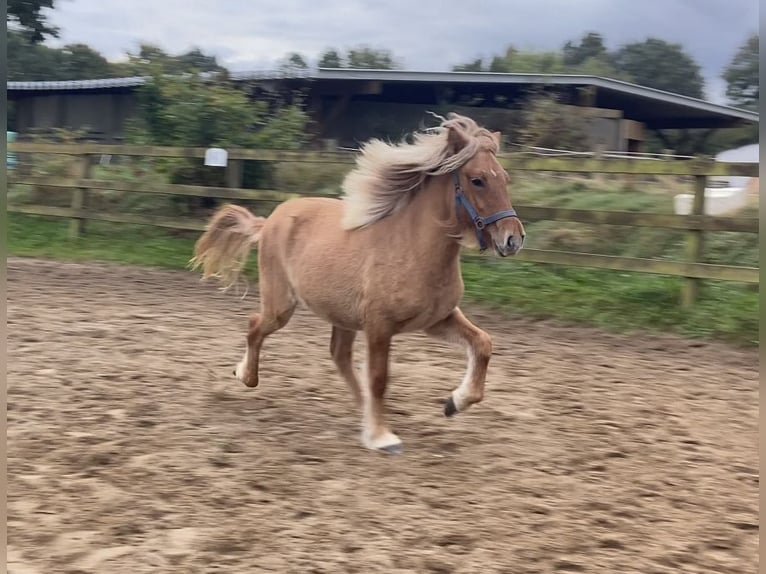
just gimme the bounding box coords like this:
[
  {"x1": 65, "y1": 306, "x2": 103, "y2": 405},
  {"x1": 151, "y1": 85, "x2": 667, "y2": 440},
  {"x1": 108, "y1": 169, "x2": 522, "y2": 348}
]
[{"x1": 8, "y1": 68, "x2": 758, "y2": 130}]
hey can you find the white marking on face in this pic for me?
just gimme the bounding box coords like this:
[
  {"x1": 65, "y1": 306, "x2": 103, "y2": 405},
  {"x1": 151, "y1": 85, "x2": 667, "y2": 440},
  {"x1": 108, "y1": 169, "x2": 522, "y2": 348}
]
[{"x1": 490, "y1": 169, "x2": 497, "y2": 177}]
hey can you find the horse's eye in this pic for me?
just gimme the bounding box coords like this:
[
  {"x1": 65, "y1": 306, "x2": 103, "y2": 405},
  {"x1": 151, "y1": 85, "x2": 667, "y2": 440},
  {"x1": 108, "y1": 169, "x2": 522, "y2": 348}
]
[{"x1": 470, "y1": 177, "x2": 484, "y2": 188}]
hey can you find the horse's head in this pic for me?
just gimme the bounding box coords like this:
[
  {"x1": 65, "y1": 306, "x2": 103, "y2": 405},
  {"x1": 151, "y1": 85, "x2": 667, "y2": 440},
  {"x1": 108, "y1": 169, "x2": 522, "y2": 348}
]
[{"x1": 448, "y1": 126, "x2": 525, "y2": 257}]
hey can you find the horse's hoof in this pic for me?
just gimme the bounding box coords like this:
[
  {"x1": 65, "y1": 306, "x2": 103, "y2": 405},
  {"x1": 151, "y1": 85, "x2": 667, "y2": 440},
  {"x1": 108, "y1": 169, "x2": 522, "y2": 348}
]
[
  {"x1": 378, "y1": 442, "x2": 403, "y2": 455},
  {"x1": 243, "y1": 379, "x2": 259, "y2": 388},
  {"x1": 363, "y1": 431, "x2": 403, "y2": 454},
  {"x1": 444, "y1": 395, "x2": 458, "y2": 417}
]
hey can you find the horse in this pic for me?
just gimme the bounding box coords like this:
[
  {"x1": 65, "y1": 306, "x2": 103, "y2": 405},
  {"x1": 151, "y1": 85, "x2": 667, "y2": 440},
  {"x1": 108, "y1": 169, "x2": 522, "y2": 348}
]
[{"x1": 190, "y1": 112, "x2": 526, "y2": 454}]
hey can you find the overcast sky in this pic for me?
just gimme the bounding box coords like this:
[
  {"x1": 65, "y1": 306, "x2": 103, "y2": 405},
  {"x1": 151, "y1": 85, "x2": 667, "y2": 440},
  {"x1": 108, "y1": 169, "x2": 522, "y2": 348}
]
[{"x1": 45, "y1": 0, "x2": 758, "y2": 104}]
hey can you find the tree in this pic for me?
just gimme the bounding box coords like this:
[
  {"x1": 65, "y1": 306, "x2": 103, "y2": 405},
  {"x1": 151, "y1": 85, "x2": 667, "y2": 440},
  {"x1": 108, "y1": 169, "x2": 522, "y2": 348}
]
[
  {"x1": 318, "y1": 49, "x2": 343, "y2": 68},
  {"x1": 487, "y1": 47, "x2": 567, "y2": 74},
  {"x1": 346, "y1": 46, "x2": 398, "y2": 69},
  {"x1": 175, "y1": 48, "x2": 226, "y2": 74},
  {"x1": 122, "y1": 44, "x2": 176, "y2": 75},
  {"x1": 7, "y1": 29, "x2": 62, "y2": 80},
  {"x1": 612, "y1": 38, "x2": 704, "y2": 97},
  {"x1": 723, "y1": 33, "x2": 759, "y2": 109},
  {"x1": 516, "y1": 90, "x2": 590, "y2": 150},
  {"x1": 58, "y1": 44, "x2": 117, "y2": 79},
  {"x1": 453, "y1": 58, "x2": 485, "y2": 72},
  {"x1": 278, "y1": 52, "x2": 309, "y2": 73},
  {"x1": 315, "y1": 46, "x2": 401, "y2": 69},
  {"x1": 8, "y1": 0, "x2": 57, "y2": 43},
  {"x1": 562, "y1": 32, "x2": 608, "y2": 67},
  {"x1": 452, "y1": 35, "x2": 630, "y2": 80},
  {"x1": 570, "y1": 55, "x2": 632, "y2": 81},
  {"x1": 120, "y1": 43, "x2": 226, "y2": 76},
  {"x1": 128, "y1": 70, "x2": 311, "y2": 207}
]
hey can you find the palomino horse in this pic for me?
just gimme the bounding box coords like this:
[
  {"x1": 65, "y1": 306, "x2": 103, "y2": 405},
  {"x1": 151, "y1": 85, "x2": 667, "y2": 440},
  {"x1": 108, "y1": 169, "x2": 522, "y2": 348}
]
[{"x1": 190, "y1": 112, "x2": 525, "y2": 454}]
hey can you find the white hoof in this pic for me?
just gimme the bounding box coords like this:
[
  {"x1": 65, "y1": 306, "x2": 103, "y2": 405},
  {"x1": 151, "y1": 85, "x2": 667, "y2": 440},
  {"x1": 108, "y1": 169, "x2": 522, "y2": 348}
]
[
  {"x1": 234, "y1": 359, "x2": 246, "y2": 382},
  {"x1": 362, "y1": 430, "x2": 403, "y2": 454}
]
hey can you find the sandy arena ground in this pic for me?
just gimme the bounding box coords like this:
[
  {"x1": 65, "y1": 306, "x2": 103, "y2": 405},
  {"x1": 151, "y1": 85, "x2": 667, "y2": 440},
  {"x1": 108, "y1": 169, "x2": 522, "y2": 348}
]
[{"x1": 7, "y1": 257, "x2": 759, "y2": 573}]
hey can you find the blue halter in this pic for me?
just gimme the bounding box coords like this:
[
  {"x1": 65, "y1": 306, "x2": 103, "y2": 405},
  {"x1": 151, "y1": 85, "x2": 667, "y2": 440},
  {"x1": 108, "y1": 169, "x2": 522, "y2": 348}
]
[{"x1": 452, "y1": 172, "x2": 519, "y2": 251}]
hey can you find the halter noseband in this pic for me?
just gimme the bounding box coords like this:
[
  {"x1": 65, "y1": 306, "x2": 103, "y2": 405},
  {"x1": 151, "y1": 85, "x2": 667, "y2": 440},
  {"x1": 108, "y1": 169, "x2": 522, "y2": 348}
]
[{"x1": 452, "y1": 172, "x2": 519, "y2": 251}]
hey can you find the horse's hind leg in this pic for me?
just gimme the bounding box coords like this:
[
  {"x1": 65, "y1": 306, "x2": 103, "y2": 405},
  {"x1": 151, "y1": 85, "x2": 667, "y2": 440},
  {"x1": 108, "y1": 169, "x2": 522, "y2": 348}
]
[
  {"x1": 330, "y1": 326, "x2": 362, "y2": 406},
  {"x1": 234, "y1": 263, "x2": 296, "y2": 388},
  {"x1": 424, "y1": 307, "x2": 493, "y2": 417}
]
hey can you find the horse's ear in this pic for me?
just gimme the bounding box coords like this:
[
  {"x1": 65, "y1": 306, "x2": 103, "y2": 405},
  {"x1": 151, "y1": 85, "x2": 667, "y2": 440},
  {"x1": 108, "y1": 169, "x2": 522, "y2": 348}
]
[
  {"x1": 447, "y1": 125, "x2": 469, "y2": 154},
  {"x1": 491, "y1": 131, "x2": 502, "y2": 145}
]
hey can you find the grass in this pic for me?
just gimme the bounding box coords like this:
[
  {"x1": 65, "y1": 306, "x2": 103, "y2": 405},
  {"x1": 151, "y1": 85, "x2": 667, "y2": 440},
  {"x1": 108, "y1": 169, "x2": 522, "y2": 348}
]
[
  {"x1": 8, "y1": 214, "x2": 199, "y2": 269},
  {"x1": 8, "y1": 213, "x2": 759, "y2": 347}
]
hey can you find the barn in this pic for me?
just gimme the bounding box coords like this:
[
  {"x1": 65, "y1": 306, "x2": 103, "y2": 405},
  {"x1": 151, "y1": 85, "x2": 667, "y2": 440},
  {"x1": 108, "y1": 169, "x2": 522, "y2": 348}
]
[{"x1": 7, "y1": 68, "x2": 758, "y2": 152}]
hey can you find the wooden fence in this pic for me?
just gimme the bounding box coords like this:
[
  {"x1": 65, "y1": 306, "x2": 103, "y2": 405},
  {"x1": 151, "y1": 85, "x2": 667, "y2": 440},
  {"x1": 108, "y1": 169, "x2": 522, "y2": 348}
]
[{"x1": 7, "y1": 142, "x2": 760, "y2": 307}]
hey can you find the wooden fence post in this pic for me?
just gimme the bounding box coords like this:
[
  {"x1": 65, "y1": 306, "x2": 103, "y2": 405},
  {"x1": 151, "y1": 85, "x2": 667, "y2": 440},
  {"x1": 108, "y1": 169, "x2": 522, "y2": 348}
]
[
  {"x1": 69, "y1": 154, "x2": 93, "y2": 239},
  {"x1": 680, "y1": 174, "x2": 706, "y2": 307},
  {"x1": 225, "y1": 159, "x2": 243, "y2": 189}
]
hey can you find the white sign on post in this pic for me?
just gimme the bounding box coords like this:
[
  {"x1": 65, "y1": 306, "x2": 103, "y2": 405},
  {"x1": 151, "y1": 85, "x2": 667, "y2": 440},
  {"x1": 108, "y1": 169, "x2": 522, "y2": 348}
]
[{"x1": 204, "y1": 147, "x2": 228, "y2": 167}]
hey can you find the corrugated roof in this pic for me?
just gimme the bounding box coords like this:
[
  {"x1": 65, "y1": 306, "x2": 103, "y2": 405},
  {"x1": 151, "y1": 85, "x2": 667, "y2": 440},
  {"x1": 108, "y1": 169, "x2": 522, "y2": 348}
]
[
  {"x1": 7, "y1": 76, "x2": 147, "y2": 90},
  {"x1": 313, "y1": 69, "x2": 759, "y2": 123}
]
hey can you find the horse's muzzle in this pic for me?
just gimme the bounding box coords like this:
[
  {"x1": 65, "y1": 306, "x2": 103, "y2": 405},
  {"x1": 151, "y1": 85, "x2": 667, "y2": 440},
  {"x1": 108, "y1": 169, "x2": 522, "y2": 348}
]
[{"x1": 495, "y1": 234, "x2": 524, "y2": 257}]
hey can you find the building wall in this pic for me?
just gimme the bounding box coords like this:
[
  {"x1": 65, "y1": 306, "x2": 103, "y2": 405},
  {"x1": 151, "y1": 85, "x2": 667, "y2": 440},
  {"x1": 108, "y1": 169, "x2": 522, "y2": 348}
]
[
  {"x1": 12, "y1": 92, "x2": 136, "y2": 141},
  {"x1": 11, "y1": 89, "x2": 639, "y2": 151},
  {"x1": 323, "y1": 100, "x2": 633, "y2": 152}
]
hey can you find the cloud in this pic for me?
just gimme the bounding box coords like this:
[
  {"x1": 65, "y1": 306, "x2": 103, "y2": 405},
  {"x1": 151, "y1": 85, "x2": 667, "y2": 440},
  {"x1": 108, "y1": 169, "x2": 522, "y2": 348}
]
[{"x1": 46, "y1": 0, "x2": 756, "y2": 101}]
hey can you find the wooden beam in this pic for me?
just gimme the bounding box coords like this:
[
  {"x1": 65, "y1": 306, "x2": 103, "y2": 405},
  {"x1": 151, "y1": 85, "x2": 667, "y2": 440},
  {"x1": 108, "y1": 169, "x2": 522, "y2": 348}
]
[
  {"x1": 8, "y1": 143, "x2": 760, "y2": 177},
  {"x1": 9, "y1": 203, "x2": 759, "y2": 284}
]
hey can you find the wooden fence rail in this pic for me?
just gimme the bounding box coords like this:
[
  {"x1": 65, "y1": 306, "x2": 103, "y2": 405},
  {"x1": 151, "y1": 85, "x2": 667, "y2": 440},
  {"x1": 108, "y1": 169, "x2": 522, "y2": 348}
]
[{"x1": 7, "y1": 142, "x2": 760, "y2": 305}]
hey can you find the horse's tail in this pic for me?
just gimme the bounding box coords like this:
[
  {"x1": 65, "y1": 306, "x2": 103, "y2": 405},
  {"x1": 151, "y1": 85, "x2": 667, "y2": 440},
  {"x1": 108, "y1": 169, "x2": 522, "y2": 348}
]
[{"x1": 189, "y1": 203, "x2": 266, "y2": 290}]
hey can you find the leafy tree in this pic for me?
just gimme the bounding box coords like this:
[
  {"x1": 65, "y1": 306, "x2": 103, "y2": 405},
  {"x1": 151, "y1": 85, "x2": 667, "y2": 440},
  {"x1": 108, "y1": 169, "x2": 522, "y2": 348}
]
[
  {"x1": 318, "y1": 49, "x2": 343, "y2": 68},
  {"x1": 568, "y1": 55, "x2": 632, "y2": 82},
  {"x1": 131, "y1": 73, "x2": 246, "y2": 148},
  {"x1": 346, "y1": 46, "x2": 398, "y2": 69},
  {"x1": 487, "y1": 47, "x2": 567, "y2": 74},
  {"x1": 612, "y1": 38, "x2": 704, "y2": 97},
  {"x1": 516, "y1": 90, "x2": 590, "y2": 150},
  {"x1": 120, "y1": 43, "x2": 225, "y2": 76},
  {"x1": 128, "y1": 70, "x2": 311, "y2": 198},
  {"x1": 562, "y1": 32, "x2": 608, "y2": 66},
  {"x1": 121, "y1": 44, "x2": 175, "y2": 75},
  {"x1": 175, "y1": 48, "x2": 226, "y2": 74},
  {"x1": 7, "y1": 29, "x2": 62, "y2": 80},
  {"x1": 279, "y1": 52, "x2": 309, "y2": 73},
  {"x1": 58, "y1": 43, "x2": 116, "y2": 79},
  {"x1": 8, "y1": 0, "x2": 57, "y2": 43},
  {"x1": 453, "y1": 58, "x2": 485, "y2": 72},
  {"x1": 453, "y1": 35, "x2": 630, "y2": 80},
  {"x1": 316, "y1": 46, "x2": 401, "y2": 69},
  {"x1": 7, "y1": 30, "x2": 124, "y2": 80},
  {"x1": 723, "y1": 33, "x2": 759, "y2": 109}
]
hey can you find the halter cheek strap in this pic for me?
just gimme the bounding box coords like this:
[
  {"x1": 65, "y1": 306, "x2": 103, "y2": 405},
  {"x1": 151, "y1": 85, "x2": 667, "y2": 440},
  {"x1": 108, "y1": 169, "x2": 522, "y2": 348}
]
[{"x1": 452, "y1": 172, "x2": 518, "y2": 251}]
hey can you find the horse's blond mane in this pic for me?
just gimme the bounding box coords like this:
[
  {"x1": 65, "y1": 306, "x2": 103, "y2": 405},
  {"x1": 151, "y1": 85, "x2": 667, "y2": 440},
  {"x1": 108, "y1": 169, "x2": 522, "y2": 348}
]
[{"x1": 340, "y1": 112, "x2": 498, "y2": 230}]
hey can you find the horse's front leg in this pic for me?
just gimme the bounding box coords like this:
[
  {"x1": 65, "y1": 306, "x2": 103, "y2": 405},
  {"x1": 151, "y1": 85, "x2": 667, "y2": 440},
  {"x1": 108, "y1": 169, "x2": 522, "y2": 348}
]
[
  {"x1": 360, "y1": 331, "x2": 402, "y2": 454},
  {"x1": 425, "y1": 307, "x2": 493, "y2": 417}
]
